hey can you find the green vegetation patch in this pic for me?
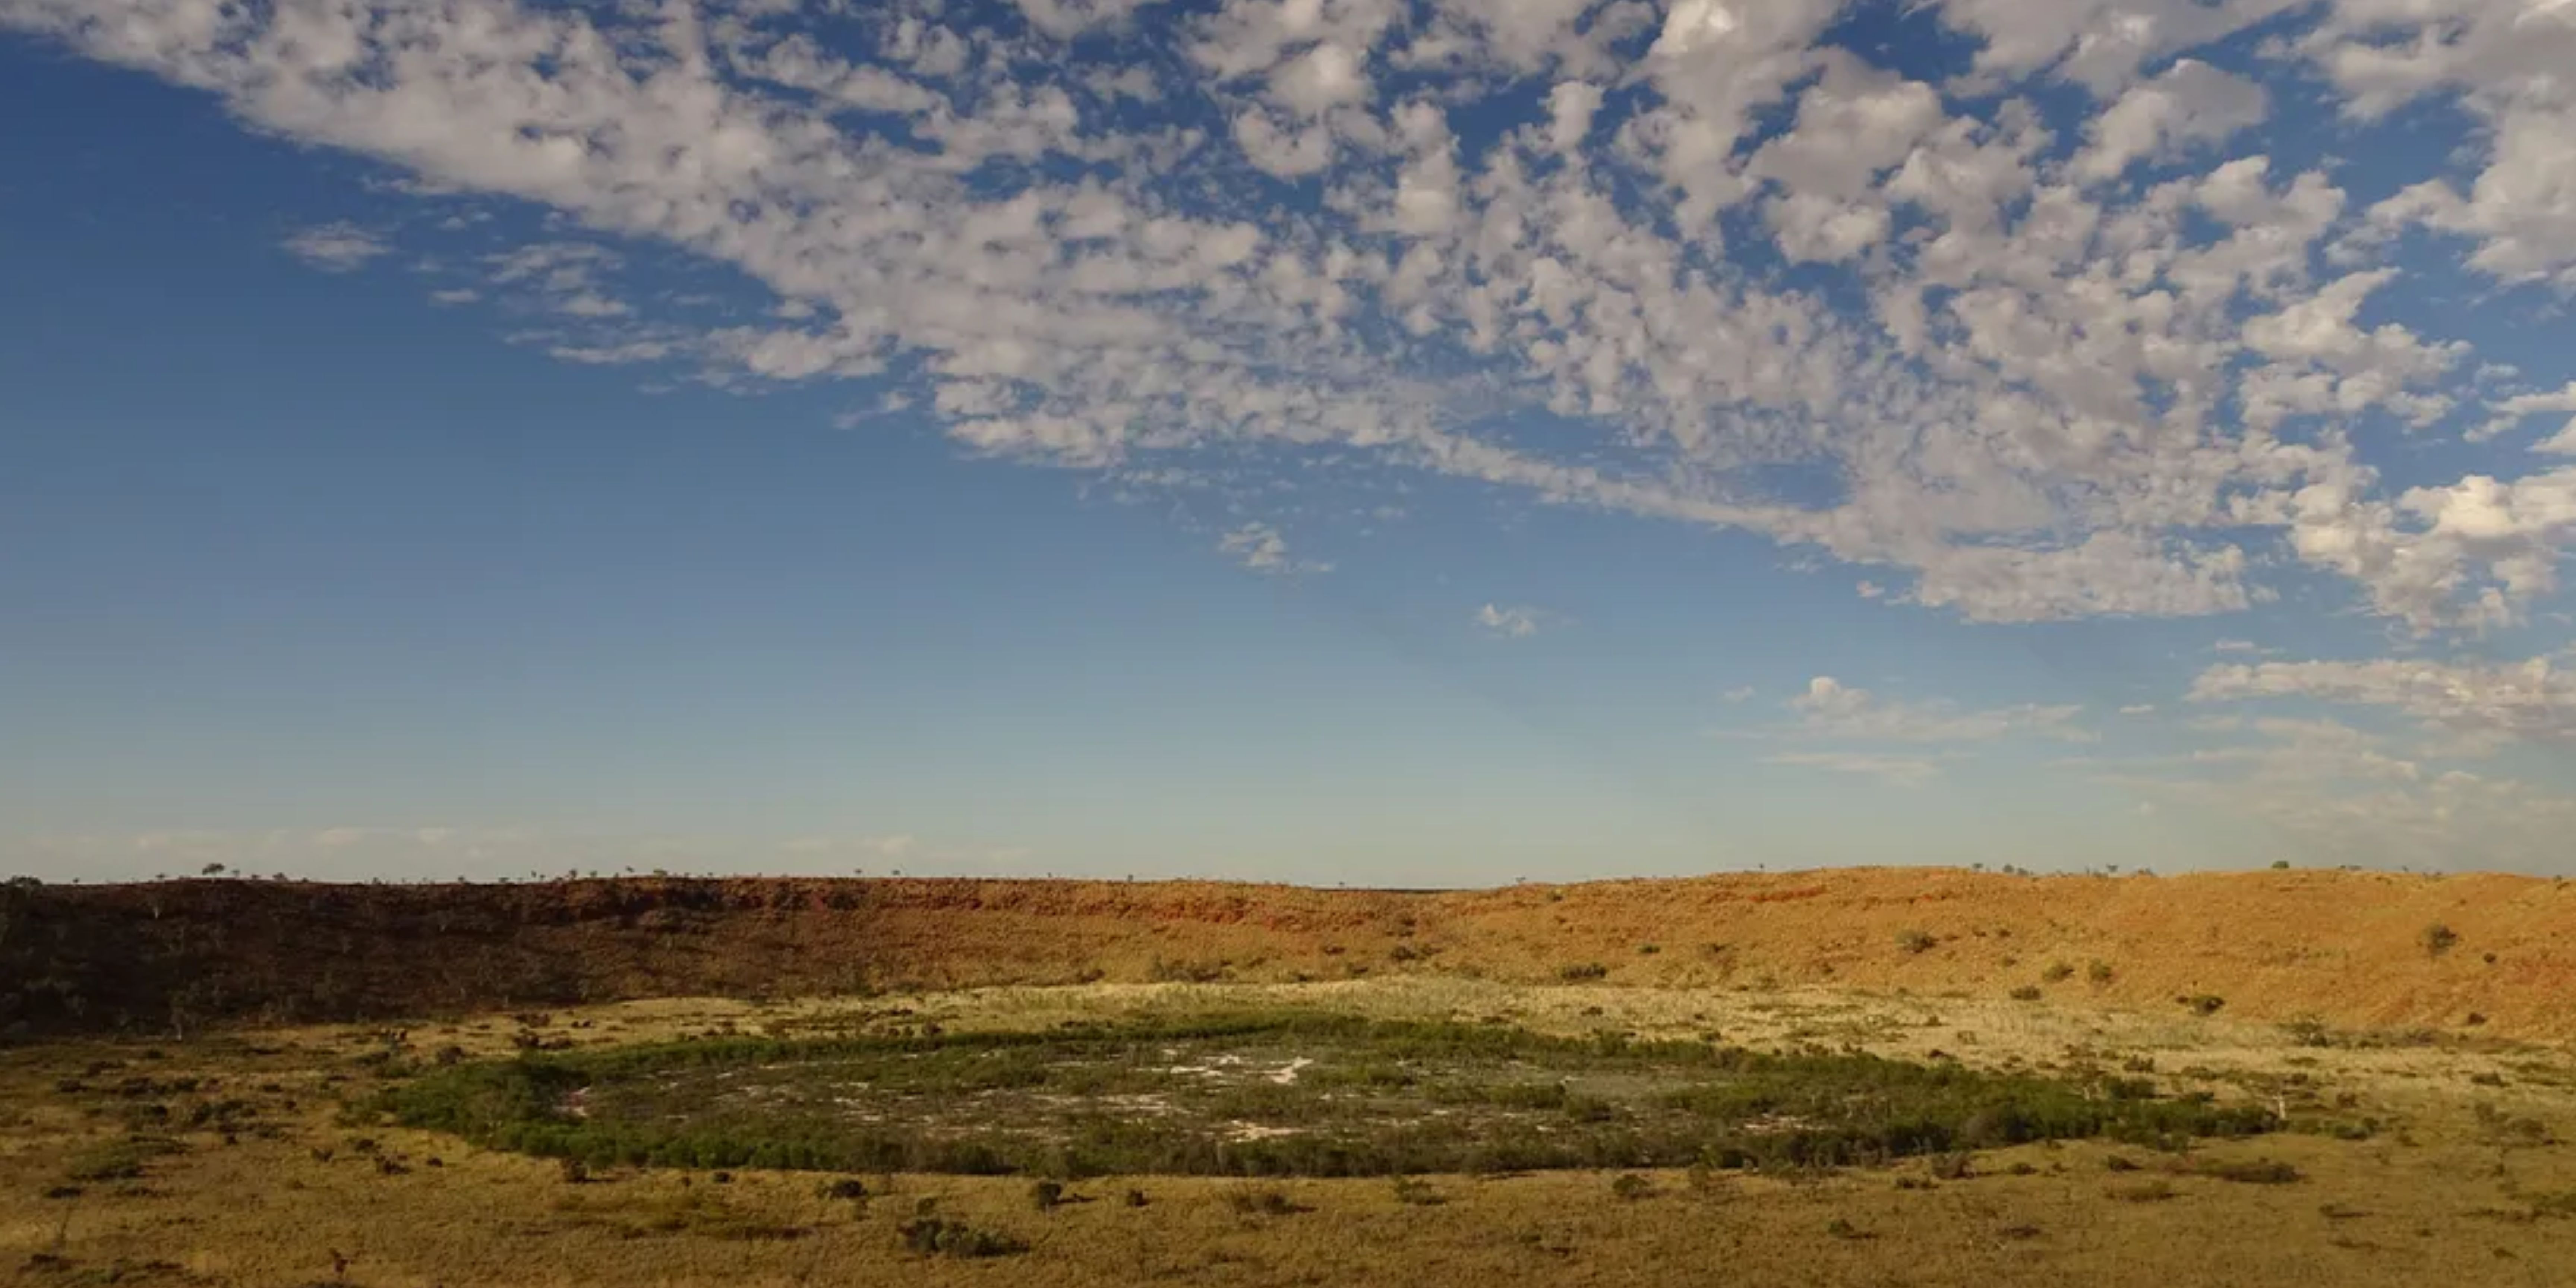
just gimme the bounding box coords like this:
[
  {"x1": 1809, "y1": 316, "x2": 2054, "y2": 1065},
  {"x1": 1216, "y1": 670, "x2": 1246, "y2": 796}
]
[{"x1": 376, "y1": 1013, "x2": 2275, "y2": 1178}]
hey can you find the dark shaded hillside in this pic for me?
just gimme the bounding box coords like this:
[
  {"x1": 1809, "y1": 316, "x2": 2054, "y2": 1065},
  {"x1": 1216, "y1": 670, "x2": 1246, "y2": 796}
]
[
  {"x1": 0, "y1": 876, "x2": 1411, "y2": 1036},
  {"x1": 7, "y1": 868, "x2": 2573, "y2": 1042}
]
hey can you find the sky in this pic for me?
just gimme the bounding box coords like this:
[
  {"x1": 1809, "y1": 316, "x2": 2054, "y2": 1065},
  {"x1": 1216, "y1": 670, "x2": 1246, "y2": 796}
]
[{"x1": 4, "y1": 0, "x2": 2576, "y2": 886}]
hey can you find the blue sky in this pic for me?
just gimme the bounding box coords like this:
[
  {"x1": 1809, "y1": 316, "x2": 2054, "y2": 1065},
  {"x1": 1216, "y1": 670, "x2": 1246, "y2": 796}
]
[{"x1": 5, "y1": 0, "x2": 2576, "y2": 884}]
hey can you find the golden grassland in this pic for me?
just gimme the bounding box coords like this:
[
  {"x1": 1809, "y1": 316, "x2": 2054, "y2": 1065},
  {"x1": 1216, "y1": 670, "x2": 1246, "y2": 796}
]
[{"x1": 6, "y1": 977, "x2": 2575, "y2": 1288}]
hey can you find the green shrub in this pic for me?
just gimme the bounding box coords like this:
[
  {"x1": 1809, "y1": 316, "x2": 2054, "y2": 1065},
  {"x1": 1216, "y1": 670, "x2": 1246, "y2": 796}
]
[
  {"x1": 1390, "y1": 1177, "x2": 1443, "y2": 1206},
  {"x1": 64, "y1": 1138, "x2": 180, "y2": 1183},
  {"x1": 898, "y1": 1218, "x2": 1026, "y2": 1258},
  {"x1": 2087, "y1": 960, "x2": 2114, "y2": 985},
  {"x1": 375, "y1": 1013, "x2": 2280, "y2": 1182},
  {"x1": 2040, "y1": 962, "x2": 2074, "y2": 984},
  {"x1": 2009, "y1": 986, "x2": 2043, "y2": 1002},
  {"x1": 2191, "y1": 1157, "x2": 2302, "y2": 1184},
  {"x1": 1610, "y1": 1173, "x2": 1653, "y2": 1201},
  {"x1": 1558, "y1": 962, "x2": 1609, "y2": 982},
  {"x1": 2422, "y1": 924, "x2": 2459, "y2": 957},
  {"x1": 1896, "y1": 929, "x2": 1938, "y2": 955},
  {"x1": 1223, "y1": 1185, "x2": 1307, "y2": 1217}
]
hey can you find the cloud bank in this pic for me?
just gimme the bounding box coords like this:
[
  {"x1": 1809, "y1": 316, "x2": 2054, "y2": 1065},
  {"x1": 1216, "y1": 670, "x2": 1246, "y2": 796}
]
[{"x1": 5, "y1": 0, "x2": 2572, "y2": 634}]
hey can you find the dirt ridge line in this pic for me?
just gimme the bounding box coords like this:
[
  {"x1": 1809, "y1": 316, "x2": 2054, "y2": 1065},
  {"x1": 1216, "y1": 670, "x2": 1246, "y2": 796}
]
[{"x1": 4, "y1": 867, "x2": 2570, "y2": 1042}]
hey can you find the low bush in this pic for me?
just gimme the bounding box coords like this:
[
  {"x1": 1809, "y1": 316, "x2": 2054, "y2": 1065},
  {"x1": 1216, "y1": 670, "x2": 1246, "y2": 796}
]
[
  {"x1": 375, "y1": 1013, "x2": 2280, "y2": 1181},
  {"x1": 64, "y1": 1138, "x2": 181, "y2": 1183},
  {"x1": 1222, "y1": 1185, "x2": 1307, "y2": 1217},
  {"x1": 2190, "y1": 1157, "x2": 2302, "y2": 1185},
  {"x1": 897, "y1": 1218, "x2": 1026, "y2": 1258}
]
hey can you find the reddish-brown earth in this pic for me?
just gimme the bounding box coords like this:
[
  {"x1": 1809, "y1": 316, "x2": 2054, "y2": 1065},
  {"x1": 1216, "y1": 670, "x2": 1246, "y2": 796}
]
[{"x1": 5, "y1": 867, "x2": 2570, "y2": 1041}]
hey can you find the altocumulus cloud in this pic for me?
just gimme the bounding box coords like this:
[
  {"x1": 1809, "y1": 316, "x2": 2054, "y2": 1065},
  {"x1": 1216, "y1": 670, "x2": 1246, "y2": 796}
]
[
  {"x1": 6, "y1": 0, "x2": 2573, "y2": 632},
  {"x1": 280, "y1": 222, "x2": 389, "y2": 272},
  {"x1": 13, "y1": 0, "x2": 2576, "y2": 870}
]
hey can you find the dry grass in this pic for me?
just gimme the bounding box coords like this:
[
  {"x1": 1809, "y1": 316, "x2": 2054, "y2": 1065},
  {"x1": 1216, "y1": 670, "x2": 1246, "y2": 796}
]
[{"x1": 5, "y1": 979, "x2": 2574, "y2": 1287}]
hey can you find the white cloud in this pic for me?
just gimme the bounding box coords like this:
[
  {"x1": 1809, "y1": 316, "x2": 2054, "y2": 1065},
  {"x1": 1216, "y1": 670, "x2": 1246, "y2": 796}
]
[
  {"x1": 1473, "y1": 603, "x2": 1555, "y2": 638},
  {"x1": 1, "y1": 0, "x2": 2567, "y2": 642},
  {"x1": 1544, "y1": 80, "x2": 1603, "y2": 153},
  {"x1": 2311, "y1": 1, "x2": 2576, "y2": 285},
  {"x1": 1765, "y1": 749, "x2": 1948, "y2": 787},
  {"x1": 2090, "y1": 708, "x2": 2576, "y2": 871},
  {"x1": 2071, "y1": 60, "x2": 2269, "y2": 184},
  {"x1": 1012, "y1": 0, "x2": 1162, "y2": 41},
  {"x1": 1232, "y1": 107, "x2": 1337, "y2": 177},
  {"x1": 2478, "y1": 381, "x2": 2576, "y2": 452},
  {"x1": 1268, "y1": 42, "x2": 1368, "y2": 115},
  {"x1": 1786, "y1": 676, "x2": 2093, "y2": 743},
  {"x1": 2190, "y1": 655, "x2": 2576, "y2": 746},
  {"x1": 1219, "y1": 521, "x2": 1329, "y2": 575},
  {"x1": 2286, "y1": 467, "x2": 2576, "y2": 632},
  {"x1": 1898, "y1": 534, "x2": 2254, "y2": 624},
  {"x1": 281, "y1": 222, "x2": 389, "y2": 272},
  {"x1": 1939, "y1": 0, "x2": 2301, "y2": 94}
]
